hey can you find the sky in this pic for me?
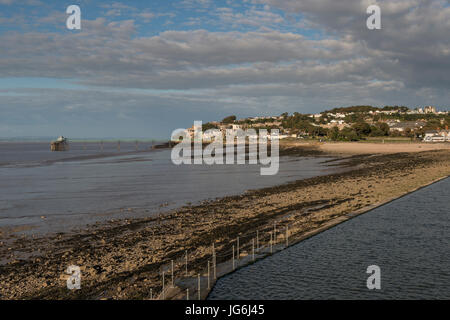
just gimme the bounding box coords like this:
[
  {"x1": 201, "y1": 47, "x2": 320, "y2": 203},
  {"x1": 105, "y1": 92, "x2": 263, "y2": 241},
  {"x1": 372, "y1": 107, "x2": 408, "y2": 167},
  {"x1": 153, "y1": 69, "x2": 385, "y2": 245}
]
[{"x1": 0, "y1": 0, "x2": 449, "y2": 139}]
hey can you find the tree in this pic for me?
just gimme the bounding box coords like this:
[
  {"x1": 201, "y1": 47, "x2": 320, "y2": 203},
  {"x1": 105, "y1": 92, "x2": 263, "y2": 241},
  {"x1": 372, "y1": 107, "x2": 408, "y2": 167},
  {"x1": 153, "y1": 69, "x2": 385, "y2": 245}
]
[
  {"x1": 202, "y1": 122, "x2": 218, "y2": 131},
  {"x1": 329, "y1": 127, "x2": 340, "y2": 141},
  {"x1": 326, "y1": 105, "x2": 377, "y2": 113},
  {"x1": 378, "y1": 123, "x2": 390, "y2": 136},
  {"x1": 369, "y1": 125, "x2": 384, "y2": 137},
  {"x1": 404, "y1": 128, "x2": 414, "y2": 138},
  {"x1": 369, "y1": 122, "x2": 389, "y2": 136},
  {"x1": 352, "y1": 121, "x2": 371, "y2": 136},
  {"x1": 310, "y1": 126, "x2": 328, "y2": 137},
  {"x1": 222, "y1": 115, "x2": 236, "y2": 124},
  {"x1": 340, "y1": 128, "x2": 360, "y2": 141}
]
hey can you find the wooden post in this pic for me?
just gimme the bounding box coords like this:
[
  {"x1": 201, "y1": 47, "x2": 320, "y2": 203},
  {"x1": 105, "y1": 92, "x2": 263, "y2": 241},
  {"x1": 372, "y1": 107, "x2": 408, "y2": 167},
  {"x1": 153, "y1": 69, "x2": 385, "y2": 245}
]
[
  {"x1": 237, "y1": 236, "x2": 239, "y2": 262},
  {"x1": 252, "y1": 238, "x2": 255, "y2": 261},
  {"x1": 286, "y1": 226, "x2": 289, "y2": 247},
  {"x1": 186, "y1": 288, "x2": 189, "y2": 300},
  {"x1": 198, "y1": 274, "x2": 201, "y2": 300},
  {"x1": 185, "y1": 250, "x2": 188, "y2": 276},
  {"x1": 207, "y1": 260, "x2": 210, "y2": 289},
  {"x1": 213, "y1": 243, "x2": 216, "y2": 279},
  {"x1": 232, "y1": 245, "x2": 235, "y2": 270},
  {"x1": 270, "y1": 232, "x2": 273, "y2": 254},
  {"x1": 256, "y1": 230, "x2": 259, "y2": 251},
  {"x1": 171, "y1": 260, "x2": 174, "y2": 287},
  {"x1": 274, "y1": 222, "x2": 277, "y2": 243},
  {"x1": 150, "y1": 288, "x2": 152, "y2": 300},
  {"x1": 162, "y1": 271, "x2": 165, "y2": 300},
  {"x1": 117, "y1": 140, "x2": 121, "y2": 152}
]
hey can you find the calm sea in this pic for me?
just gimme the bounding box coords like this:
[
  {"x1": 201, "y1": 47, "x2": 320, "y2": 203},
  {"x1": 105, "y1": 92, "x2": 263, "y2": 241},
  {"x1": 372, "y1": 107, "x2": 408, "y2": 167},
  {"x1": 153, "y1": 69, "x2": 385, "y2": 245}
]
[
  {"x1": 208, "y1": 177, "x2": 450, "y2": 299},
  {"x1": 0, "y1": 141, "x2": 344, "y2": 235}
]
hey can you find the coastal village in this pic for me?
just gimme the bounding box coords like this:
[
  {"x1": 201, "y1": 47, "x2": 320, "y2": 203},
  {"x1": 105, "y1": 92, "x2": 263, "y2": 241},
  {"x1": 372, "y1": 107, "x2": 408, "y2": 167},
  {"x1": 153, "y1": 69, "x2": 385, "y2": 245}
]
[{"x1": 185, "y1": 105, "x2": 450, "y2": 143}]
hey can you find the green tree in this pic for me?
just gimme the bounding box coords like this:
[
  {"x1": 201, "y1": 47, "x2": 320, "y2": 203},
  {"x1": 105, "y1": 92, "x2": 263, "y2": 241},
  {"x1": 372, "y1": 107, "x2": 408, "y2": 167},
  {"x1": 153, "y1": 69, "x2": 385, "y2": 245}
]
[
  {"x1": 202, "y1": 122, "x2": 218, "y2": 131},
  {"x1": 378, "y1": 123, "x2": 390, "y2": 136},
  {"x1": 352, "y1": 121, "x2": 371, "y2": 136},
  {"x1": 222, "y1": 115, "x2": 236, "y2": 124},
  {"x1": 329, "y1": 127, "x2": 340, "y2": 141},
  {"x1": 340, "y1": 128, "x2": 360, "y2": 141},
  {"x1": 280, "y1": 112, "x2": 289, "y2": 119},
  {"x1": 369, "y1": 126, "x2": 384, "y2": 137}
]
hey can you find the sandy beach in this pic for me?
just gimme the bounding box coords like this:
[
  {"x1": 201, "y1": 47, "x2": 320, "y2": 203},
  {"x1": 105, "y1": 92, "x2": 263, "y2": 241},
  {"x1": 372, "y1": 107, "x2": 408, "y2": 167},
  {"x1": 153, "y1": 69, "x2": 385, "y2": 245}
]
[
  {"x1": 0, "y1": 142, "x2": 449, "y2": 299},
  {"x1": 282, "y1": 141, "x2": 450, "y2": 155}
]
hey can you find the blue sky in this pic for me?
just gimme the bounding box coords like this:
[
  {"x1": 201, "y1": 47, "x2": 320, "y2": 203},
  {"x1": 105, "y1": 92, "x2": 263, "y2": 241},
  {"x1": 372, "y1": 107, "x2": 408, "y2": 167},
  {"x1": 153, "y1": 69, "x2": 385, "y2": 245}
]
[
  {"x1": 1, "y1": 0, "x2": 449, "y2": 138},
  {"x1": 0, "y1": 0, "x2": 311, "y2": 35}
]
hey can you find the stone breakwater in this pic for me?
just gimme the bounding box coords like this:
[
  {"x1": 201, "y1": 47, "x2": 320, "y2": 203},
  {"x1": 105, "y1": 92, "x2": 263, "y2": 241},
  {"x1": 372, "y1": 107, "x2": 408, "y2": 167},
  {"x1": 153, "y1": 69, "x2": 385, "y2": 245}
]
[{"x1": 0, "y1": 147, "x2": 449, "y2": 300}]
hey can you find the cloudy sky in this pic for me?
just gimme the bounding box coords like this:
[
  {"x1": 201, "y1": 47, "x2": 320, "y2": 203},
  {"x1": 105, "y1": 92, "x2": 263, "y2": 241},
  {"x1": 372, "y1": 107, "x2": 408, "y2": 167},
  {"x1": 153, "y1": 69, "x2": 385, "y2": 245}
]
[{"x1": 1, "y1": 0, "x2": 449, "y2": 139}]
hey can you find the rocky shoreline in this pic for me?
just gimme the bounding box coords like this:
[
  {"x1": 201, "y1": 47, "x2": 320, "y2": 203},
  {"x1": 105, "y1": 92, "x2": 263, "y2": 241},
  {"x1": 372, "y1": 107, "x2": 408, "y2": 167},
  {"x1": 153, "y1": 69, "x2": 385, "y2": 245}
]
[{"x1": 0, "y1": 145, "x2": 449, "y2": 299}]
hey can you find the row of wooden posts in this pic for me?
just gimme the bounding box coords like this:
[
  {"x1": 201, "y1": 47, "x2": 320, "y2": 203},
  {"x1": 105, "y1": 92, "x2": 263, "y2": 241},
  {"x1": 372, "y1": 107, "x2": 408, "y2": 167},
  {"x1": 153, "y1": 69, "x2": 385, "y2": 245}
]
[{"x1": 158, "y1": 222, "x2": 290, "y2": 300}]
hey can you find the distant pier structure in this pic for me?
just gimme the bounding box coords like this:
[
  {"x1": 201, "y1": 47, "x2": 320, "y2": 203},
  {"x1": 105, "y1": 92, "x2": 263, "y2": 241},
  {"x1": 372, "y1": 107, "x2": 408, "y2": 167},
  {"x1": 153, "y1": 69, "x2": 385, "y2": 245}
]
[{"x1": 50, "y1": 136, "x2": 69, "y2": 151}]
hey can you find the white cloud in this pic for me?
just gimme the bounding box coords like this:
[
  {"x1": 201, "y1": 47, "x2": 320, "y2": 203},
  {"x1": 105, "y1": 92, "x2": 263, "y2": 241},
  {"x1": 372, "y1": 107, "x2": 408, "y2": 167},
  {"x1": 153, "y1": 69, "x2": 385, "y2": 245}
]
[{"x1": 1, "y1": 0, "x2": 449, "y2": 137}]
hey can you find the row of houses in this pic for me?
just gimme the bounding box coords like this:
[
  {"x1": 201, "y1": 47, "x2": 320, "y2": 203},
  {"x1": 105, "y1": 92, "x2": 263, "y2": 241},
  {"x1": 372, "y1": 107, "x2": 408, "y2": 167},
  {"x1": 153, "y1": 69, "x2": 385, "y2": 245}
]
[
  {"x1": 184, "y1": 123, "x2": 294, "y2": 142},
  {"x1": 244, "y1": 116, "x2": 283, "y2": 122},
  {"x1": 387, "y1": 121, "x2": 427, "y2": 132}
]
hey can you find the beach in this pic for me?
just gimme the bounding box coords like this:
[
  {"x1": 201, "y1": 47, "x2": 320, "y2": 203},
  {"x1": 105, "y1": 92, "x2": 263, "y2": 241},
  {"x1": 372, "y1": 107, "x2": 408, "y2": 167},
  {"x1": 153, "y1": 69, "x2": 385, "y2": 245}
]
[
  {"x1": 282, "y1": 140, "x2": 450, "y2": 155},
  {"x1": 0, "y1": 142, "x2": 449, "y2": 299}
]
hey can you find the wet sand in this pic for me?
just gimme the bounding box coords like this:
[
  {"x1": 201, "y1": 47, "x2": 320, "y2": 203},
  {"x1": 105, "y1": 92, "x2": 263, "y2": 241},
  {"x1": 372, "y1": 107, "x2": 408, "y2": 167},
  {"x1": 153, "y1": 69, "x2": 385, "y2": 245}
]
[
  {"x1": 0, "y1": 143, "x2": 449, "y2": 299},
  {"x1": 317, "y1": 141, "x2": 449, "y2": 155}
]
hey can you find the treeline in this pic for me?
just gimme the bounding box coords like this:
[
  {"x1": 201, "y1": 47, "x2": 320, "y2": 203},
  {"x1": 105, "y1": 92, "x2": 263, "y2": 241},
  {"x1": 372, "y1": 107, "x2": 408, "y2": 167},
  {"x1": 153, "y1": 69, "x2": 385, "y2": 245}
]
[
  {"x1": 328, "y1": 122, "x2": 390, "y2": 141},
  {"x1": 324, "y1": 105, "x2": 409, "y2": 114},
  {"x1": 325, "y1": 105, "x2": 378, "y2": 114},
  {"x1": 374, "y1": 113, "x2": 449, "y2": 122}
]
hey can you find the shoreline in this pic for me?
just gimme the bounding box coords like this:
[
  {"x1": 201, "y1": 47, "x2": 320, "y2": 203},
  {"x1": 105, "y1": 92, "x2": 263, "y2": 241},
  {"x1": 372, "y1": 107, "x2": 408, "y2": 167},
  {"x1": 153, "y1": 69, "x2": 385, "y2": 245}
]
[{"x1": 0, "y1": 144, "x2": 449, "y2": 299}]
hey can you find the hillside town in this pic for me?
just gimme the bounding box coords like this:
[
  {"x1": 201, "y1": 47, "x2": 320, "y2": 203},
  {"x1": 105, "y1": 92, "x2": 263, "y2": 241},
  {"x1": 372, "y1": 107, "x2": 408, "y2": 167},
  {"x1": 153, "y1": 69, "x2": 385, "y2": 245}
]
[{"x1": 183, "y1": 105, "x2": 450, "y2": 143}]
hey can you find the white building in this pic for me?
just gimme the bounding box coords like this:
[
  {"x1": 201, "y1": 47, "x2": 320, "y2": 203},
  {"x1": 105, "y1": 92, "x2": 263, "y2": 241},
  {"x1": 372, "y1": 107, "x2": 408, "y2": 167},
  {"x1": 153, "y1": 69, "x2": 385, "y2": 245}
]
[
  {"x1": 424, "y1": 106, "x2": 437, "y2": 114},
  {"x1": 423, "y1": 130, "x2": 449, "y2": 142}
]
